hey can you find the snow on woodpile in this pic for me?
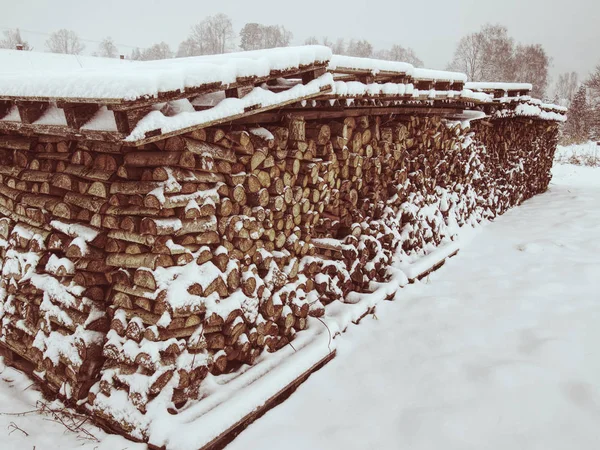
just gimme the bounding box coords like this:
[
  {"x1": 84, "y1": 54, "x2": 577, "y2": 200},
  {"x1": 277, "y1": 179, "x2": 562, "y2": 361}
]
[
  {"x1": 0, "y1": 111, "x2": 561, "y2": 445},
  {"x1": 329, "y1": 55, "x2": 467, "y2": 83},
  {"x1": 0, "y1": 46, "x2": 332, "y2": 101},
  {"x1": 465, "y1": 81, "x2": 533, "y2": 92},
  {"x1": 125, "y1": 73, "x2": 334, "y2": 141},
  {"x1": 494, "y1": 100, "x2": 568, "y2": 122},
  {"x1": 0, "y1": 45, "x2": 566, "y2": 447}
]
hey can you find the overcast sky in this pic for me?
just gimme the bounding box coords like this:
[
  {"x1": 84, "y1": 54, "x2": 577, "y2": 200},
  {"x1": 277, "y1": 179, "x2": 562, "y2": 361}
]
[{"x1": 2, "y1": 0, "x2": 598, "y2": 87}]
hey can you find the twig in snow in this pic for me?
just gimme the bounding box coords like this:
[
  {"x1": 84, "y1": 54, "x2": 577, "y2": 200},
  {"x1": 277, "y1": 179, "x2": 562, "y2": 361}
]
[
  {"x1": 0, "y1": 409, "x2": 39, "y2": 417},
  {"x1": 36, "y1": 401, "x2": 99, "y2": 442},
  {"x1": 7, "y1": 421, "x2": 29, "y2": 436},
  {"x1": 316, "y1": 317, "x2": 333, "y2": 353}
]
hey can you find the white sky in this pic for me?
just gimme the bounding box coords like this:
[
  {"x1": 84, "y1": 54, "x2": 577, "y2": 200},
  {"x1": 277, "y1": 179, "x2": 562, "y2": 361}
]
[{"x1": 1, "y1": 0, "x2": 598, "y2": 86}]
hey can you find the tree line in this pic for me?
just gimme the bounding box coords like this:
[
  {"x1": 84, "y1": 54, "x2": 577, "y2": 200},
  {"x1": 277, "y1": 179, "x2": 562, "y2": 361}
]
[{"x1": 0, "y1": 18, "x2": 598, "y2": 141}]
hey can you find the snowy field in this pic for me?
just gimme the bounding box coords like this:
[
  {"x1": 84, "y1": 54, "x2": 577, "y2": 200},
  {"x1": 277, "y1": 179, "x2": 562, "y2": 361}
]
[
  {"x1": 1, "y1": 161, "x2": 599, "y2": 449},
  {"x1": 555, "y1": 141, "x2": 600, "y2": 167}
]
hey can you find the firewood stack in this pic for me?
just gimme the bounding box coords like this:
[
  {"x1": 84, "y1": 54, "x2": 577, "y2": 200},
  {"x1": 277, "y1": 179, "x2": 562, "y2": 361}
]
[
  {"x1": 0, "y1": 112, "x2": 560, "y2": 440},
  {"x1": 0, "y1": 137, "x2": 110, "y2": 401}
]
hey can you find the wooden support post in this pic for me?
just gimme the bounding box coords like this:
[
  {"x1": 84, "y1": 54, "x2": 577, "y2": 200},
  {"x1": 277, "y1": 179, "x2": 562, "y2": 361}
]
[
  {"x1": 416, "y1": 80, "x2": 434, "y2": 91},
  {"x1": 436, "y1": 81, "x2": 451, "y2": 91},
  {"x1": 15, "y1": 101, "x2": 49, "y2": 124},
  {"x1": 0, "y1": 101, "x2": 12, "y2": 120},
  {"x1": 225, "y1": 87, "x2": 243, "y2": 99},
  {"x1": 452, "y1": 82, "x2": 465, "y2": 92},
  {"x1": 225, "y1": 85, "x2": 253, "y2": 99},
  {"x1": 301, "y1": 67, "x2": 327, "y2": 84},
  {"x1": 59, "y1": 102, "x2": 101, "y2": 129},
  {"x1": 113, "y1": 106, "x2": 153, "y2": 134}
]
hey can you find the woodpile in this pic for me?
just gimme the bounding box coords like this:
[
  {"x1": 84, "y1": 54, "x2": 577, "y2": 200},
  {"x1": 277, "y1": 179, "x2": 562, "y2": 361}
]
[{"x1": 0, "y1": 113, "x2": 560, "y2": 440}]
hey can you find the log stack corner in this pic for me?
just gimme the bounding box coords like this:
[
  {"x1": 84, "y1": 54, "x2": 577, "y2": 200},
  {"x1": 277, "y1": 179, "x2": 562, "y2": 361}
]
[{"x1": 0, "y1": 46, "x2": 566, "y2": 442}]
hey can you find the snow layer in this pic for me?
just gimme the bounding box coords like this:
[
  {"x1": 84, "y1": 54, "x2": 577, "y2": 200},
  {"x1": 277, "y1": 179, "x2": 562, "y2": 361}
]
[
  {"x1": 555, "y1": 141, "x2": 600, "y2": 167},
  {"x1": 495, "y1": 102, "x2": 567, "y2": 122},
  {"x1": 0, "y1": 46, "x2": 331, "y2": 101},
  {"x1": 466, "y1": 81, "x2": 533, "y2": 91},
  {"x1": 329, "y1": 55, "x2": 467, "y2": 83},
  {"x1": 125, "y1": 73, "x2": 333, "y2": 141}
]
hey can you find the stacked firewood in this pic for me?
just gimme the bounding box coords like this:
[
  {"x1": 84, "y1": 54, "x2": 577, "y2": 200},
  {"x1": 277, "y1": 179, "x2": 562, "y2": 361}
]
[
  {"x1": 85, "y1": 124, "x2": 335, "y2": 435},
  {"x1": 0, "y1": 113, "x2": 560, "y2": 439},
  {"x1": 0, "y1": 136, "x2": 111, "y2": 401}
]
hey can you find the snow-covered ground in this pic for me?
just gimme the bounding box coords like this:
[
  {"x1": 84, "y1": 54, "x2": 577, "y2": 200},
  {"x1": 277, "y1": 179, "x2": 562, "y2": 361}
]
[
  {"x1": 228, "y1": 163, "x2": 600, "y2": 450},
  {"x1": 555, "y1": 141, "x2": 600, "y2": 167},
  {"x1": 1, "y1": 162, "x2": 599, "y2": 449}
]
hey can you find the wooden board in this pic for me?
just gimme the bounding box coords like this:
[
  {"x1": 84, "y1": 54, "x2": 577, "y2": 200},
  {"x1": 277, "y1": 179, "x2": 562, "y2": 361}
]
[{"x1": 195, "y1": 349, "x2": 336, "y2": 450}]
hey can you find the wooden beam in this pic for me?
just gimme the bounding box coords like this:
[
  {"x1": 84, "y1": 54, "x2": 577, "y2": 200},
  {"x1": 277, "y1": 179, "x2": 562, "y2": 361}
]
[
  {"x1": 0, "y1": 136, "x2": 32, "y2": 150},
  {"x1": 0, "y1": 120, "x2": 124, "y2": 143},
  {"x1": 59, "y1": 103, "x2": 101, "y2": 129},
  {"x1": 0, "y1": 101, "x2": 12, "y2": 120},
  {"x1": 231, "y1": 105, "x2": 466, "y2": 125},
  {"x1": 16, "y1": 101, "x2": 49, "y2": 124}
]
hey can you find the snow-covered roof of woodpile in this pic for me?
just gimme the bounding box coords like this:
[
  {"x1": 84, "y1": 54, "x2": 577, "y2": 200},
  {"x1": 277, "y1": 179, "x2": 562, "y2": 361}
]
[
  {"x1": 494, "y1": 99, "x2": 568, "y2": 122},
  {"x1": 0, "y1": 46, "x2": 566, "y2": 144},
  {"x1": 0, "y1": 46, "x2": 331, "y2": 102},
  {"x1": 329, "y1": 55, "x2": 467, "y2": 83}
]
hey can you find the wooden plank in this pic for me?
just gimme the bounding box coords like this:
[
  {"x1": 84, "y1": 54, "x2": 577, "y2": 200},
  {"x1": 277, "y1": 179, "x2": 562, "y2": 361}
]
[
  {"x1": 0, "y1": 120, "x2": 125, "y2": 143},
  {"x1": 125, "y1": 85, "x2": 333, "y2": 147},
  {"x1": 231, "y1": 105, "x2": 466, "y2": 125},
  {"x1": 412, "y1": 249, "x2": 460, "y2": 282},
  {"x1": 110, "y1": 62, "x2": 329, "y2": 112},
  {"x1": 16, "y1": 100, "x2": 49, "y2": 124},
  {"x1": 0, "y1": 135, "x2": 31, "y2": 150},
  {"x1": 195, "y1": 349, "x2": 336, "y2": 450}
]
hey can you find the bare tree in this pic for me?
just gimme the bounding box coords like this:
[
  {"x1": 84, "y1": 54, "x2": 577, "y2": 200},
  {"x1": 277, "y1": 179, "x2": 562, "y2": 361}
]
[
  {"x1": 447, "y1": 33, "x2": 484, "y2": 80},
  {"x1": 374, "y1": 44, "x2": 423, "y2": 67},
  {"x1": 346, "y1": 39, "x2": 373, "y2": 58},
  {"x1": 447, "y1": 24, "x2": 513, "y2": 81},
  {"x1": 554, "y1": 72, "x2": 579, "y2": 107},
  {"x1": 0, "y1": 28, "x2": 30, "y2": 50},
  {"x1": 304, "y1": 36, "x2": 319, "y2": 45},
  {"x1": 512, "y1": 44, "x2": 550, "y2": 99},
  {"x1": 240, "y1": 23, "x2": 263, "y2": 51},
  {"x1": 240, "y1": 23, "x2": 292, "y2": 51},
  {"x1": 45, "y1": 29, "x2": 85, "y2": 54},
  {"x1": 331, "y1": 38, "x2": 345, "y2": 55},
  {"x1": 130, "y1": 47, "x2": 142, "y2": 60},
  {"x1": 184, "y1": 13, "x2": 235, "y2": 56},
  {"x1": 94, "y1": 37, "x2": 118, "y2": 58},
  {"x1": 261, "y1": 25, "x2": 292, "y2": 49},
  {"x1": 176, "y1": 37, "x2": 199, "y2": 58},
  {"x1": 140, "y1": 42, "x2": 172, "y2": 61}
]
